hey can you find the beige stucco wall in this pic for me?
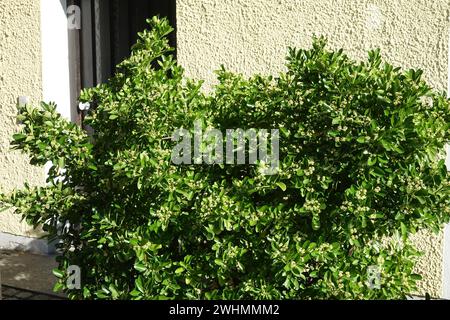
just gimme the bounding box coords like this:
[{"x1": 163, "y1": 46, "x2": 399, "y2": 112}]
[
  {"x1": 0, "y1": 0, "x2": 45, "y2": 237},
  {"x1": 0, "y1": 0, "x2": 447, "y2": 298},
  {"x1": 176, "y1": 0, "x2": 450, "y2": 297}
]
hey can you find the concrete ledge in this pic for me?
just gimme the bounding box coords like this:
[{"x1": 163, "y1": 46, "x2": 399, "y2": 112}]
[{"x1": 0, "y1": 232, "x2": 55, "y2": 255}]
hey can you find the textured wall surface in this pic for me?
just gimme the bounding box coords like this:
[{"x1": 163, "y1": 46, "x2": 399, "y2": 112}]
[
  {"x1": 176, "y1": 0, "x2": 450, "y2": 297},
  {"x1": 0, "y1": 0, "x2": 448, "y2": 298},
  {"x1": 0, "y1": 0, "x2": 45, "y2": 237}
]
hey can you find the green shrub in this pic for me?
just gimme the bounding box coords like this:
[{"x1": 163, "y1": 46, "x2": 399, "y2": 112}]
[{"x1": 1, "y1": 17, "x2": 450, "y2": 299}]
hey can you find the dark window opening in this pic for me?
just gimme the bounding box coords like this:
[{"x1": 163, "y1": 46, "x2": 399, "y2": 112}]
[{"x1": 67, "y1": 0, "x2": 176, "y2": 124}]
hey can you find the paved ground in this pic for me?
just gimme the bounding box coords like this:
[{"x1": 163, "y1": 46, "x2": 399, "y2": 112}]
[
  {"x1": 1, "y1": 284, "x2": 64, "y2": 300},
  {"x1": 0, "y1": 249, "x2": 65, "y2": 299}
]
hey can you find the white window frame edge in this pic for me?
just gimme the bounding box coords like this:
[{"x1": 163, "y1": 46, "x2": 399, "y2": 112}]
[
  {"x1": 41, "y1": 0, "x2": 72, "y2": 122},
  {"x1": 41, "y1": 0, "x2": 72, "y2": 171},
  {"x1": 41, "y1": 0, "x2": 72, "y2": 253}
]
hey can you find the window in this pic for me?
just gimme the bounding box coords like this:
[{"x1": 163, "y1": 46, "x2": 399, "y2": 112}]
[{"x1": 67, "y1": 0, "x2": 176, "y2": 124}]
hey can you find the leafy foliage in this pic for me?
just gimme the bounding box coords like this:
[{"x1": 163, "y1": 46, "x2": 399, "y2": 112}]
[{"x1": 1, "y1": 17, "x2": 450, "y2": 299}]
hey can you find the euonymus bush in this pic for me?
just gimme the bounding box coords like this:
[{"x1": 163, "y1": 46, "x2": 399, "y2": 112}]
[{"x1": 1, "y1": 17, "x2": 450, "y2": 299}]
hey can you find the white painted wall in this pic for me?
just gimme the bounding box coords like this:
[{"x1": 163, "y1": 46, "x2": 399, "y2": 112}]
[{"x1": 40, "y1": 0, "x2": 71, "y2": 120}]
